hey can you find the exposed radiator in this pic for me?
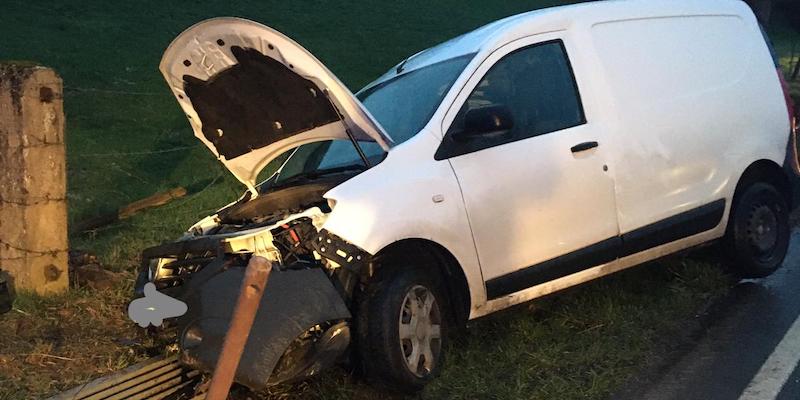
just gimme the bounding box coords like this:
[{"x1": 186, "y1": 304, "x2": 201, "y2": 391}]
[{"x1": 48, "y1": 355, "x2": 206, "y2": 400}]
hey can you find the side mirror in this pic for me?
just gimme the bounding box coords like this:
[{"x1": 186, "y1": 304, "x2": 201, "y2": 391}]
[{"x1": 452, "y1": 105, "x2": 514, "y2": 141}]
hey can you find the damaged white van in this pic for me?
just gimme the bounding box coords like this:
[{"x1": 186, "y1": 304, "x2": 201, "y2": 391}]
[{"x1": 134, "y1": 0, "x2": 799, "y2": 392}]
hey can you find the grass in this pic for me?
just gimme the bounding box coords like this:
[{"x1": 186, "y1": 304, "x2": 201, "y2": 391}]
[
  {"x1": 0, "y1": 1, "x2": 797, "y2": 399},
  {"x1": 263, "y1": 258, "x2": 731, "y2": 400},
  {"x1": 0, "y1": 285, "x2": 158, "y2": 400},
  {"x1": 0, "y1": 257, "x2": 731, "y2": 400}
]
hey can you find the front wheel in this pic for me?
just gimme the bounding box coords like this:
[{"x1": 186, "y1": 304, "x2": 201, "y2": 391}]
[
  {"x1": 358, "y1": 266, "x2": 447, "y2": 392},
  {"x1": 724, "y1": 182, "x2": 790, "y2": 278}
]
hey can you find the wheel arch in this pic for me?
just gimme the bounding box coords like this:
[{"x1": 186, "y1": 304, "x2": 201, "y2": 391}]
[
  {"x1": 372, "y1": 238, "x2": 472, "y2": 326},
  {"x1": 733, "y1": 159, "x2": 792, "y2": 210}
]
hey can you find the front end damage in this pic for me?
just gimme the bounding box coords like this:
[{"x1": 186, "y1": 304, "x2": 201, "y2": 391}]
[
  {"x1": 134, "y1": 207, "x2": 373, "y2": 390},
  {"x1": 133, "y1": 16, "x2": 395, "y2": 391}
]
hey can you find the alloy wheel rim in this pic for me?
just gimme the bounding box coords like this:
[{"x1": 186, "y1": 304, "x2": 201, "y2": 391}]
[{"x1": 398, "y1": 284, "x2": 442, "y2": 377}]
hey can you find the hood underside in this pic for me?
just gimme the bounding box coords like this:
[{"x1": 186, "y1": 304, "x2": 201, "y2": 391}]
[{"x1": 160, "y1": 18, "x2": 393, "y2": 190}]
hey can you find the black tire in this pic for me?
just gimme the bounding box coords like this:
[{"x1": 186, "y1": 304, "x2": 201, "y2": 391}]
[
  {"x1": 724, "y1": 181, "x2": 790, "y2": 278},
  {"x1": 357, "y1": 265, "x2": 447, "y2": 392}
]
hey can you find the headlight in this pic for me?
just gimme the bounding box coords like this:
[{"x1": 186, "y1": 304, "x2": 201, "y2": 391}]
[{"x1": 148, "y1": 257, "x2": 176, "y2": 281}]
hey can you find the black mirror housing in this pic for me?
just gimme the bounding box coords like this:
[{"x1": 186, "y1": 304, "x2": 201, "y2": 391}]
[{"x1": 453, "y1": 105, "x2": 514, "y2": 141}]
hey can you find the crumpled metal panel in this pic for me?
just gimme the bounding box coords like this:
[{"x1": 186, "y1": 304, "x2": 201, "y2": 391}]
[{"x1": 175, "y1": 259, "x2": 351, "y2": 390}]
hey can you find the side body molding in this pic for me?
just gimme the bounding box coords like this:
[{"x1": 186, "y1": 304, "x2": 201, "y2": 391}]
[{"x1": 486, "y1": 199, "x2": 726, "y2": 300}]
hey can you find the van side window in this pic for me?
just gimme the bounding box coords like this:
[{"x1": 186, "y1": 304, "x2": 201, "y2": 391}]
[{"x1": 435, "y1": 40, "x2": 585, "y2": 160}]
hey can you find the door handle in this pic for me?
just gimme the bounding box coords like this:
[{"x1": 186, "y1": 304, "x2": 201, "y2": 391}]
[{"x1": 571, "y1": 141, "x2": 599, "y2": 153}]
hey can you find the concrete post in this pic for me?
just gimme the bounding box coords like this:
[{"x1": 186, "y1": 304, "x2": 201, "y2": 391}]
[{"x1": 0, "y1": 63, "x2": 68, "y2": 294}]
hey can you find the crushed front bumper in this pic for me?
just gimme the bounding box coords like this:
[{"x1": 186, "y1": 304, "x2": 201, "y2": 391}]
[{"x1": 135, "y1": 238, "x2": 351, "y2": 390}]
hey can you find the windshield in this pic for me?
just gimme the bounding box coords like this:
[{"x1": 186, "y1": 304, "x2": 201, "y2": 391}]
[
  {"x1": 357, "y1": 53, "x2": 475, "y2": 144},
  {"x1": 257, "y1": 53, "x2": 473, "y2": 192},
  {"x1": 259, "y1": 139, "x2": 384, "y2": 190}
]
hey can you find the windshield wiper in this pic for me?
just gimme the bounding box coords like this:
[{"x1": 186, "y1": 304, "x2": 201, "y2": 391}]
[{"x1": 396, "y1": 57, "x2": 410, "y2": 74}]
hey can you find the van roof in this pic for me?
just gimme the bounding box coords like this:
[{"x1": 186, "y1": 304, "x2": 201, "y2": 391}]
[{"x1": 362, "y1": 0, "x2": 753, "y2": 91}]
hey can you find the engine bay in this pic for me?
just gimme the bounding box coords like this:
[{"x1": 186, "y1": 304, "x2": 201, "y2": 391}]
[{"x1": 133, "y1": 177, "x2": 374, "y2": 388}]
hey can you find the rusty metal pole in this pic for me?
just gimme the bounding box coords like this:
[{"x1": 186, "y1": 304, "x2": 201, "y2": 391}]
[{"x1": 205, "y1": 256, "x2": 272, "y2": 400}]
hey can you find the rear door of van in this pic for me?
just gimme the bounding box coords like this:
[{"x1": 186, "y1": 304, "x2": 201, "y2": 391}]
[{"x1": 590, "y1": 7, "x2": 789, "y2": 255}]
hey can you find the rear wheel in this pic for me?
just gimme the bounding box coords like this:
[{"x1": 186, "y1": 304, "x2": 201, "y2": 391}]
[
  {"x1": 724, "y1": 182, "x2": 790, "y2": 278},
  {"x1": 358, "y1": 266, "x2": 446, "y2": 392}
]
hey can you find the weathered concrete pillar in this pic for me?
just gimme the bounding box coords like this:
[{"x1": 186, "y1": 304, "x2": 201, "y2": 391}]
[{"x1": 0, "y1": 63, "x2": 68, "y2": 294}]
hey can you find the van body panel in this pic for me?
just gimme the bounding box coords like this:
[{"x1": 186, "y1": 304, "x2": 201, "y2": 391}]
[
  {"x1": 474, "y1": 212, "x2": 728, "y2": 318},
  {"x1": 436, "y1": 32, "x2": 621, "y2": 286},
  {"x1": 322, "y1": 129, "x2": 489, "y2": 309},
  {"x1": 590, "y1": 10, "x2": 789, "y2": 237},
  {"x1": 325, "y1": 0, "x2": 791, "y2": 318}
]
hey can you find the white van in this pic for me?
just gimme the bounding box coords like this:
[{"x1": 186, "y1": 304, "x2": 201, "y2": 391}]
[{"x1": 135, "y1": 0, "x2": 798, "y2": 392}]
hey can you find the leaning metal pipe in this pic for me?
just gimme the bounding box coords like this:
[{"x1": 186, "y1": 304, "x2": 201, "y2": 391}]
[{"x1": 205, "y1": 256, "x2": 272, "y2": 400}]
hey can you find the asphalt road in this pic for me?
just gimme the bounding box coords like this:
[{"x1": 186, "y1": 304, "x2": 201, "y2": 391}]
[{"x1": 618, "y1": 229, "x2": 800, "y2": 400}]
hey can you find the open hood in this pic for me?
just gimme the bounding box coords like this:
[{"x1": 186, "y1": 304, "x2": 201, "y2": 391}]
[{"x1": 160, "y1": 18, "x2": 393, "y2": 191}]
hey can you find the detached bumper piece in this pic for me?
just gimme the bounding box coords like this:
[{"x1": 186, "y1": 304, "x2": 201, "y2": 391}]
[
  {"x1": 176, "y1": 260, "x2": 351, "y2": 390},
  {"x1": 137, "y1": 234, "x2": 355, "y2": 390},
  {"x1": 48, "y1": 356, "x2": 204, "y2": 400}
]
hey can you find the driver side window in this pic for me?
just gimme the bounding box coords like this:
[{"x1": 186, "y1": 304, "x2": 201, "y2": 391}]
[{"x1": 435, "y1": 40, "x2": 585, "y2": 160}]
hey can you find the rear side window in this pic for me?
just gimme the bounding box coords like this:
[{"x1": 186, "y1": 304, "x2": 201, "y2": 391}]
[{"x1": 436, "y1": 40, "x2": 585, "y2": 159}]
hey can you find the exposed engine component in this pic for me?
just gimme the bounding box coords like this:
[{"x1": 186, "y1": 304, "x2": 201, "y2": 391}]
[
  {"x1": 134, "y1": 205, "x2": 373, "y2": 389},
  {"x1": 139, "y1": 207, "x2": 335, "y2": 294}
]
